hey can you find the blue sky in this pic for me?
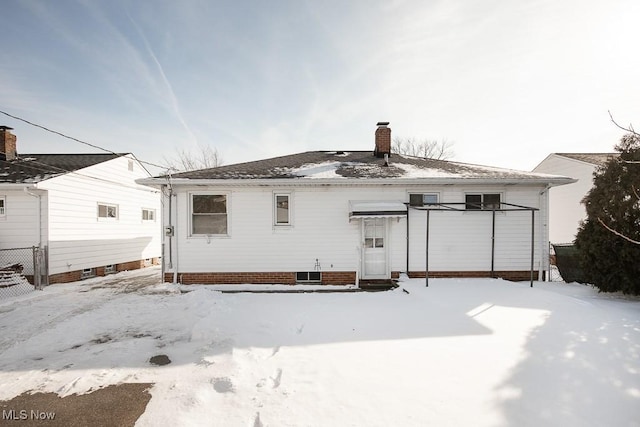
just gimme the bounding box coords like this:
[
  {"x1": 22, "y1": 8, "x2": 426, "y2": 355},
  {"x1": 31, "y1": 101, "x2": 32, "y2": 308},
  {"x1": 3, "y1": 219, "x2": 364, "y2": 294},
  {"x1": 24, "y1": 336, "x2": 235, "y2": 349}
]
[{"x1": 2, "y1": 0, "x2": 639, "y2": 173}]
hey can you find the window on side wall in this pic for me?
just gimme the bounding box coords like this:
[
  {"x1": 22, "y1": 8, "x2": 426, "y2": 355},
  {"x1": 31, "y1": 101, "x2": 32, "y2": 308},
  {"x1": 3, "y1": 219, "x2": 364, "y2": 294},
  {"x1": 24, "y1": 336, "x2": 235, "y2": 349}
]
[
  {"x1": 98, "y1": 203, "x2": 118, "y2": 219},
  {"x1": 142, "y1": 208, "x2": 156, "y2": 221},
  {"x1": 0, "y1": 196, "x2": 5, "y2": 217},
  {"x1": 274, "y1": 193, "x2": 291, "y2": 225},
  {"x1": 409, "y1": 193, "x2": 439, "y2": 207},
  {"x1": 191, "y1": 194, "x2": 228, "y2": 235},
  {"x1": 465, "y1": 193, "x2": 501, "y2": 210}
]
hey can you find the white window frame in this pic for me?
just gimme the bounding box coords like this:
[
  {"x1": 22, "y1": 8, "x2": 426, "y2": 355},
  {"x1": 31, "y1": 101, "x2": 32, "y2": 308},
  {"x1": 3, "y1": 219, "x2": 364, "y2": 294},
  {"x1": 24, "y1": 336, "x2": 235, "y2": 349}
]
[
  {"x1": 81, "y1": 268, "x2": 96, "y2": 279},
  {"x1": 409, "y1": 192, "x2": 439, "y2": 207},
  {"x1": 142, "y1": 208, "x2": 156, "y2": 221},
  {"x1": 273, "y1": 192, "x2": 292, "y2": 226},
  {"x1": 464, "y1": 193, "x2": 503, "y2": 210},
  {"x1": 97, "y1": 203, "x2": 118, "y2": 220},
  {"x1": 0, "y1": 196, "x2": 5, "y2": 218},
  {"x1": 189, "y1": 192, "x2": 230, "y2": 237}
]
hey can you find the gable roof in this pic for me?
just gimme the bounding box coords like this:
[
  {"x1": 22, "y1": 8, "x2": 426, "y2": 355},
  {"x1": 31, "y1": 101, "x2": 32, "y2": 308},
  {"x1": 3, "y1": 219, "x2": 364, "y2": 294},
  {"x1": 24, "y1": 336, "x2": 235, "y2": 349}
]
[
  {"x1": 0, "y1": 153, "x2": 125, "y2": 184},
  {"x1": 143, "y1": 151, "x2": 573, "y2": 186},
  {"x1": 554, "y1": 153, "x2": 618, "y2": 166}
]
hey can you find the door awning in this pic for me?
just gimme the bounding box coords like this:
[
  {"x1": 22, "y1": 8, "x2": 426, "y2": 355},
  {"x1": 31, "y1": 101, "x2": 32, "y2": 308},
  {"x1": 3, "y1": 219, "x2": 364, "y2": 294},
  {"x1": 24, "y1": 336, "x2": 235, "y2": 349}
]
[{"x1": 349, "y1": 201, "x2": 407, "y2": 219}]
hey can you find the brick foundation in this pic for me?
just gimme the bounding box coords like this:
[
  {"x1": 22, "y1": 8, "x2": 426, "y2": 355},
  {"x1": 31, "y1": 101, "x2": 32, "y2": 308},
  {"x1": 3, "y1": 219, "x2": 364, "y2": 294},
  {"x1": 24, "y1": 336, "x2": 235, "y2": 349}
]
[
  {"x1": 163, "y1": 269, "x2": 538, "y2": 285},
  {"x1": 167, "y1": 271, "x2": 358, "y2": 286},
  {"x1": 408, "y1": 270, "x2": 538, "y2": 282},
  {"x1": 48, "y1": 258, "x2": 160, "y2": 284}
]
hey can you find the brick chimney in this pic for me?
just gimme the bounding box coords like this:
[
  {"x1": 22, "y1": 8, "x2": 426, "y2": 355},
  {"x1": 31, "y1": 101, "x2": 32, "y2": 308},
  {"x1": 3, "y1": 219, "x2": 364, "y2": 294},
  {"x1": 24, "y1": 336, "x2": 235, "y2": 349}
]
[
  {"x1": 0, "y1": 126, "x2": 17, "y2": 161},
  {"x1": 374, "y1": 121, "x2": 391, "y2": 158}
]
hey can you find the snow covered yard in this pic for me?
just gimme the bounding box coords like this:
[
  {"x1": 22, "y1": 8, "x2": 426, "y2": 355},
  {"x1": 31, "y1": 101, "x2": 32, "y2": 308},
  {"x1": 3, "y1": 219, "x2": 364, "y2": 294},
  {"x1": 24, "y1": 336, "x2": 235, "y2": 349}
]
[{"x1": 0, "y1": 268, "x2": 639, "y2": 427}]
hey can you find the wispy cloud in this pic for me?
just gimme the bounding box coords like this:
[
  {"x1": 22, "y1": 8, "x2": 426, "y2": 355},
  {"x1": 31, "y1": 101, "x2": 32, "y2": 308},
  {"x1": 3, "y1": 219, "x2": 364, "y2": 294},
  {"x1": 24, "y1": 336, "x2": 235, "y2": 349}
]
[{"x1": 125, "y1": 10, "x2": 198, "y2": 146}]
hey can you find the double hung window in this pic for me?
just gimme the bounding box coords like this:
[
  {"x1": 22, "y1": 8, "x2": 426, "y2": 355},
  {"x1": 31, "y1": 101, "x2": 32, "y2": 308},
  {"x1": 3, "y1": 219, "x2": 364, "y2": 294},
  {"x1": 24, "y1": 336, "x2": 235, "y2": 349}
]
[{"x1": 191, "y1": 194, "x2": 228, "y2": 235}]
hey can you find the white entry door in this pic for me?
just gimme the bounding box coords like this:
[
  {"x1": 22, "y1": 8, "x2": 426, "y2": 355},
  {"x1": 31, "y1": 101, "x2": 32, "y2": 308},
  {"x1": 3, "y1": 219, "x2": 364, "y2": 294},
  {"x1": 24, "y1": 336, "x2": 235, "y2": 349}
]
[{"x1": 362, "y1": 218, "x2": 388, "y2": 279}]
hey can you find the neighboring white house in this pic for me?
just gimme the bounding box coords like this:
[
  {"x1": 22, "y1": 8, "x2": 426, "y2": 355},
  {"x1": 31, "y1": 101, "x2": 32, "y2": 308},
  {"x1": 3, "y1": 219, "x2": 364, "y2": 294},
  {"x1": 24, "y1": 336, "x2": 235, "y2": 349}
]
[
  {"x1": 139, "y1": 122, "x2": 574, "y2": 286},
  {"x1": 533, "y1": 153, "x2": 617, "y2": 244},
  {"x1": 0, "y1": 126, "x2": 161, "y2": 284}
]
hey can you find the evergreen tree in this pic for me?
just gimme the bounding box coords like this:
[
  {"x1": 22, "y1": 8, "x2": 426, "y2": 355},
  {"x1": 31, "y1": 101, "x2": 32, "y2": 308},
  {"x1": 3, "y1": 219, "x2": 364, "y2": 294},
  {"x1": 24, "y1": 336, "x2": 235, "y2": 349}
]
[{"x1": 575, "y1": 133, "x2": 640, "y2": 294}]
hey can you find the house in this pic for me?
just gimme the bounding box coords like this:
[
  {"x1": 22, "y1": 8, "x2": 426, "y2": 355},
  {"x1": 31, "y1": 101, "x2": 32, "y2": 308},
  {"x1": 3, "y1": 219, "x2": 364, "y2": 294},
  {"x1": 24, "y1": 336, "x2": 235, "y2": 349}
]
[
  {"x1": 533, "y1": 153, "x2": 617, "y2": 244},
  {"x1": 138, "y1": 122, "x2": 573, "y2": 286},
  {"x1": 0, "y1": 126, "x2": 161, "y2": 284}
]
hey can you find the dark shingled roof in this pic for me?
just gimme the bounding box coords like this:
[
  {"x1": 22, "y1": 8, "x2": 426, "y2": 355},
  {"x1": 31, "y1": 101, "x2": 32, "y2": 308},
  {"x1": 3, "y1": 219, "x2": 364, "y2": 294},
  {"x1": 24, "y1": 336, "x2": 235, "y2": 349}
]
[
  {"x1": 165, "y1": 151, "x2": 558, "y2": 181},
  {"x1": 0, "y1": 153, "x2": 124, "y2": 183},
  {"x1": 555, "y1": 153, "x2": 619, "y2": 166}
]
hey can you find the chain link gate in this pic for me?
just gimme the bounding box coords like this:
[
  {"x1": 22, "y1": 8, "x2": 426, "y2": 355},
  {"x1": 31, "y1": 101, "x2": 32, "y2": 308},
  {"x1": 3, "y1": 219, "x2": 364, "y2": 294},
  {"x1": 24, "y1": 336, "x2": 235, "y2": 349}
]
[{"x1": 0, "y1": 246, "x2": 48, "y2": 299}]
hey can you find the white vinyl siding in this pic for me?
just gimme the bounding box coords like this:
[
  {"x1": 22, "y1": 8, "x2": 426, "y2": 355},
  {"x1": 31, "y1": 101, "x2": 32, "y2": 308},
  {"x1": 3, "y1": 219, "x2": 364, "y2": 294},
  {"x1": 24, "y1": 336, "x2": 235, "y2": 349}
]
[
  {"x1": 37, "y1": 155, "x2": 161, "y2": 275},
  {"x1": 533, "y1": 154, "x2": 597, "y2": 244},
  {"x1": 166, "y1": 185, "x2": 547, "y2": 277},
  {"x1": 0, "y1": 191, "x2": 43, "y2": 249}
]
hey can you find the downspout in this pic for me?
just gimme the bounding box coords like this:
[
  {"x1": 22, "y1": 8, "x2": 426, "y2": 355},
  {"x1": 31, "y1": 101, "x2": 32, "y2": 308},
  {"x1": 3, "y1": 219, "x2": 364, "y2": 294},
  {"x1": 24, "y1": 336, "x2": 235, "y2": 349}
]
[
  {"x1": 172, "y1": 190, "x2": 179, "y2": 284},
  {"x1": 538, "y1": 184, "x2": 552, "y2": 281},
  {"x1": 24, "y1": 187, "x2": 45, "y2": 288},
  {"x1": 164, "y1": 172, "x2": 179, "y2": 285},
  {"x1": 406, "y1": 204, "x2": 410, "y2": 274},
  {"x1": 23, "y1": 187, "x2": 43, "y2": 247}
]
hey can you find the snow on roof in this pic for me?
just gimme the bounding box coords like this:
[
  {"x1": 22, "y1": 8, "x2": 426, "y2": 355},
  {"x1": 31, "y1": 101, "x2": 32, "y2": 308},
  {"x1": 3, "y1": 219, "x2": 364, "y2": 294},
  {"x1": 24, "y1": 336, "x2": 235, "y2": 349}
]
[{"x1": 151, "y1": 151, "x2": 573, "y2": 185}]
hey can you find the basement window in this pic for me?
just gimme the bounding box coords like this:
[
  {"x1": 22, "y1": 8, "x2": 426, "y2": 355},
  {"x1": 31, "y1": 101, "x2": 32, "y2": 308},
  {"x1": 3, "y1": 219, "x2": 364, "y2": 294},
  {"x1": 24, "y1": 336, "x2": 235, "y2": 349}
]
[
  {"x1": 81, "y1": 268, "x2": 96, "y2": 279},
  {"x1": 104, "y1": 264, "x2": 116, "y2": 275},
  {"x1": 296, "y1": 271, "x2": 321, "y2": 283},
  {"x1": 465, "y1": 193, "x2": 501, "y2": 210},
  {"x1": 0, "y1": 196, "x2": 5, "y2": 217}
]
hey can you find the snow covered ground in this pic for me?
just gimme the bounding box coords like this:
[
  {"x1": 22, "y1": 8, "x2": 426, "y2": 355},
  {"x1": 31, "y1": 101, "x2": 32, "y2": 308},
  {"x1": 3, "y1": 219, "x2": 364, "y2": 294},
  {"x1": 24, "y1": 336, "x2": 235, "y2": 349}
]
[{"x1": 1, "y1": 267, "x2": 639, "y2": 426}]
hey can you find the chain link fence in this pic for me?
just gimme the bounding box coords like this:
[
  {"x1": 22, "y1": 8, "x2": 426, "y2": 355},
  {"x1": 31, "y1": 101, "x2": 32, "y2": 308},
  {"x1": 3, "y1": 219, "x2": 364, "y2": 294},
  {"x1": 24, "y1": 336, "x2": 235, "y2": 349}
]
[{"x1": 0, "y1": 246, "x2": 48, "y2": 299}]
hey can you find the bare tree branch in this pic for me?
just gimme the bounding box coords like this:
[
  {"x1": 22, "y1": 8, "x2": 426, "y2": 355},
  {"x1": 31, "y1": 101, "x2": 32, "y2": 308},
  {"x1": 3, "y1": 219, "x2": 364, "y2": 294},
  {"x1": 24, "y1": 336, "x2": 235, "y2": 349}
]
[
  {"x1": 597, "y1": 217, "x2": 640, "y2": 245},
  {"x1": 391, "y1": 137, "x2": 454, "y2": 160},
  {"x1": 608, "y1": 110, "x2": 639, "y2": 137},
  {"x1": 162, "y1": 145, "x2": 223, "y2": 172}
]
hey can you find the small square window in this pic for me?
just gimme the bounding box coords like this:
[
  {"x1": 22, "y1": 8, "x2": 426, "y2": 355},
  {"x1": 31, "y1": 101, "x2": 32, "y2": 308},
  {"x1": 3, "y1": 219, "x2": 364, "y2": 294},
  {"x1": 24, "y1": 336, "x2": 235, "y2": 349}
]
[
  {"x1": 483, "y1": 194, "x2": 501, "y2": 210},
  {"x1": 0, "y1": 196, "x2": 5, "y2": 216},
  {"x1": 104, "y1": 265, "x2": 116, "y2": 274}
]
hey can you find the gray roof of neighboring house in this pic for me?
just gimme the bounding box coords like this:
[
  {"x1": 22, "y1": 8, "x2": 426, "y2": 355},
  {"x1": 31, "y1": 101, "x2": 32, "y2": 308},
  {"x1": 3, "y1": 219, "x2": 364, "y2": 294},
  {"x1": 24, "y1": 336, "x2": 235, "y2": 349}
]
[
  {"x1": 555, "y1": 153, "x2": 619, "y2": 166},
  {"x1": 0, "y1": 153, "x2": 124, "y2": 183},
  {"x1": 150, "y1": 151, "x2": 572, "y2": 185}
]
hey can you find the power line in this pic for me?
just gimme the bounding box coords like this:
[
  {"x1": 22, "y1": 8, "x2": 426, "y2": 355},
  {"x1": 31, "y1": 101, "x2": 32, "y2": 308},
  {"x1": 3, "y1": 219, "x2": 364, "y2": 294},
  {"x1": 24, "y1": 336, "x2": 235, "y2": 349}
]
[{"x1": 0, "y1": 109, "x2": 167, "y2": 170}]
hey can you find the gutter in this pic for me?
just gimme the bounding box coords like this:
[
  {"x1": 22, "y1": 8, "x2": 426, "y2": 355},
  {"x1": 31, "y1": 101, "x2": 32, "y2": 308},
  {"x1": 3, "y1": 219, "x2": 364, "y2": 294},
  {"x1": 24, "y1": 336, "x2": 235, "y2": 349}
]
[{"x1": 137, "y1": 176, "x2": 577, "y2": 188}]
